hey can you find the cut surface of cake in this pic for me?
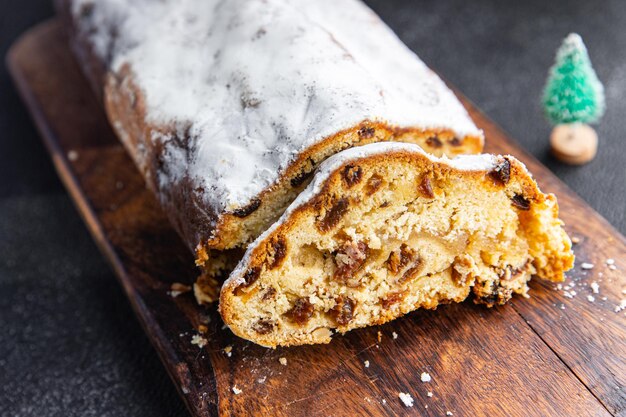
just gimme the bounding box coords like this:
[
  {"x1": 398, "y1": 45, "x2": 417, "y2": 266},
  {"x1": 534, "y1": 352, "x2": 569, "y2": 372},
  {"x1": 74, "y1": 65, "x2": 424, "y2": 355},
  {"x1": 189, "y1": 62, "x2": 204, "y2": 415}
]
[
  {"x1": 220, "y1": 143, "x2": 574, "y2": 347},
  {"x1": 60, "y1": 0, "x2": 483, "y2": 255}
]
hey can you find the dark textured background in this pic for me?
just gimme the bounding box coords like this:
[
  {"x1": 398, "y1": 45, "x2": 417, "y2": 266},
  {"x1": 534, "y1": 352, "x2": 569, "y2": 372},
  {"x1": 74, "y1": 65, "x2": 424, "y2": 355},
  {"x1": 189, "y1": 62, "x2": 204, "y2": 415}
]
[{"x1": 1, "y1": 1, "x2": 624, "y2": 416}]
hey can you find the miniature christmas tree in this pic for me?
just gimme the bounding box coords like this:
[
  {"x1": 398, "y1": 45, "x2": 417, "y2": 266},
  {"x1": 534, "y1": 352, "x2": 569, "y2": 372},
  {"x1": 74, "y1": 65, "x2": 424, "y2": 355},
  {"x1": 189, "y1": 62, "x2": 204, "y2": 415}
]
[
  {"x1": 543, "y1": 33, "x2": 605, "y2": 125},
  {"x1": 542, "y1": 33, "x2": 605, "y2": 164}
]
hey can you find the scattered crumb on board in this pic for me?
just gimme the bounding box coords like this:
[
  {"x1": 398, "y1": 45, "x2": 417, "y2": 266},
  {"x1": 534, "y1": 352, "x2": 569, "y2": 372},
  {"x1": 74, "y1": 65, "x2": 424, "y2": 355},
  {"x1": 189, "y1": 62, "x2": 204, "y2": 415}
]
[
  {"x1": 420, "y1": 372, "x2": 431, "y2": 382},
  {"x1": 398, "y1": 392, "x2": 414, "y2": 407}
]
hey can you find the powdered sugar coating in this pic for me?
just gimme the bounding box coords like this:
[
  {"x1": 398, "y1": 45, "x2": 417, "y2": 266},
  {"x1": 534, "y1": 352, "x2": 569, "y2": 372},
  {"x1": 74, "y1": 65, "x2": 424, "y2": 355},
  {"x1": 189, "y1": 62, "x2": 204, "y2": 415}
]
[
  {"x1": 227, "y1": 142, "x2": 499, "y2": 287},
  {"x1": 71, "y1": 0, "x2": 481, "y2": 215}
]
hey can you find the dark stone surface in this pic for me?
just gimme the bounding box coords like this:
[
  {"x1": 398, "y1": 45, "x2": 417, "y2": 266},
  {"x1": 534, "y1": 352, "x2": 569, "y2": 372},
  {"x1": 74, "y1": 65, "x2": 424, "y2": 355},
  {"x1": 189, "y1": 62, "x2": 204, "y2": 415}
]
[{"x1": 0, "y1": 1, "x2": 623, "y2": 416}]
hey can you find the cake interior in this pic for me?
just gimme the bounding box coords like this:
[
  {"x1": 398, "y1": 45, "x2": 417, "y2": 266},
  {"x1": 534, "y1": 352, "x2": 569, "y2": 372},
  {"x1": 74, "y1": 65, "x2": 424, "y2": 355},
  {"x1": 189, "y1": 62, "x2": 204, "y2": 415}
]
[{"x1": 222, "y1": 153, "x2": 572, "y2": 347}]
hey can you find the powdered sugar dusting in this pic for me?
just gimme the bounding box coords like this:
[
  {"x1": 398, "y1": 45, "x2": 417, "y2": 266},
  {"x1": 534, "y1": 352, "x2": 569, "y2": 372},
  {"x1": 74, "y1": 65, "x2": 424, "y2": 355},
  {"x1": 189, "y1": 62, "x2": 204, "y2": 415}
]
[{"x1": 71, "y1": 0, "x2": 481, "y2": 214}]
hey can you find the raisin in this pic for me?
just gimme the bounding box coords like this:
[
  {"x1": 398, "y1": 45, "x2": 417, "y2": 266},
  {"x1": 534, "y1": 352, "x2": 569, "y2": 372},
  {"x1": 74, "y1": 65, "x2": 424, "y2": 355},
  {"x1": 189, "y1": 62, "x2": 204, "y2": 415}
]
[
  {"x1": 317, "y1": 197, "x2": 349, "y2": 232},
  {"x1": 232, "y1": 198, "x2": 261, "y2": 217},
  {"x1": 332, "y1": 296, "x2": 356, "y2": 325},
  {"x1": 381, "y1": 291, "x2": 406, "y2": 309},
  {"x1": 386, "y1": 244, "x2": 415, "y2": 274},
  {"x1": 241, "y1": 266, "x2": 261, "y2": 288},
  {"x1": 291, "y1": 169, "x2": 314, "y2": 188},
  {"x1": 398, "y1": 258, "x2": 423, "y2": 284},
  {"x1": 488, "y1": 158, "x2": 511, "y2": 186},
  {"x1": 358, "y1": 126, "x2": 375, "y2": 139},
  {"x1": 449, "y1": 137, "x2": 462, "y2": 147},
  {"x1": 262, "y1": 287, "x2": 276, "y2": 301},
  {"x1": 333, "y1": 241, "x2": 369, "y2": 283},
  {"x1": 288, "y1": 298, "x2": 315, "y2": 325},
  {"x1": 418, "y1": 175, "x2": 435, "y2": 199},
  {"x1": 426, "y1": 136, "x2": 443, "y2": 148},
  {"x1": 342, "y1": 164, "x2": 363, "y2": 187},
  {"x1": 511, "y1": 194, "x2": 530, "y2": 210},
  {"x1": 365, "y1": 174, "x2": 383, "y2": 195},
  {"x1": 266, "y1": 236, "x2": 287, "y2": 269},
  {"x1": 253, "y1": 319, "x2": 275, "y2": 335}
]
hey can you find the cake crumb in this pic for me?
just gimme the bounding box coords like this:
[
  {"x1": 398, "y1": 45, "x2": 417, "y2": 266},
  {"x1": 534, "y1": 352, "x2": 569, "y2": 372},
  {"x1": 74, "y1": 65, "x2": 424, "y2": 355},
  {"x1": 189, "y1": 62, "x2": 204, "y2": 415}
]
[
  {"x1": 590, "y1": 282, "x2": 600, "y2": 294},
  {"x1": 224, "y1": 345, "x2": 233, "y2": 357},
  {"x1": 587, "y1": 295, "x2": 595, "y2": 302},
  {"x1": 382, "y1": 399, "x2": 386, "y2": 405},
  {"x1": 581, "y1": 263, "x2": 594, "y2": 270},
  {"x1": 191, "y1": 334, "x2": 207, "y2": 348},
  {"x1": 257, "y1": 376, "x2": 266, "y2": 384},
  {"x1": 398, "y1": 392, "x2": 414, "y2": 407},
  {"x1": 232, "y1": 385, "x2": 242, "y2": 395},
  {"x1": 420, "y1": 372, "x2": 431, "y2": 382},
  {"x1": 571, "y1": 236, "x2": 580, "y2": 244},
  {"x1": 447, "y1": 412, "x2": 454, "y2": 416},
  {"x1": 392, "y1": 332, "x2": 398, "y2": 339},
  {"x1": 609, "y1": 264, "x2": 617, "y2": 270},
  {"x1": 364, "y1": 360, "x2": 370, "y2": 368},
  {"x1": 197, "y1": 324, "x2": 208, "y2": 334},
  {"x1": 67, "y1": 150, "x2": 79, "y2": 161},
  {"x1": 377, "y1": 331, "x2": 382, "y2": 342},
  {"x1": 606, "y1": 259, "x2": 615, "y2": 265},
  {"x1": 279, "y1": 357, "x2": 287, "y2": 366},
  {"x1": 427, "y1": 391, "x2": 433, "y2": 397}
]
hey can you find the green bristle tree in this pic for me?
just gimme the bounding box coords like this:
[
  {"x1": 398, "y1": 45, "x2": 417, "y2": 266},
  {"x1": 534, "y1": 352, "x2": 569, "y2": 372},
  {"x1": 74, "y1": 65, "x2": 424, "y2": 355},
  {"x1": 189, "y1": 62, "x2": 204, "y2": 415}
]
[{"x1": 542, "y1": 33, "x2": 605, "y2": 126}]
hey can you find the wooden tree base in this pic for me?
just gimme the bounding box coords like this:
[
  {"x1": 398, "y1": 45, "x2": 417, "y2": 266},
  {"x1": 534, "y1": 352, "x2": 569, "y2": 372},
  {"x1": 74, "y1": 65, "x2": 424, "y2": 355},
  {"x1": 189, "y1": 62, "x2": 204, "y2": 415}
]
[{"x1": 550, "y1": 123, "x2": 598, "y2": 165}]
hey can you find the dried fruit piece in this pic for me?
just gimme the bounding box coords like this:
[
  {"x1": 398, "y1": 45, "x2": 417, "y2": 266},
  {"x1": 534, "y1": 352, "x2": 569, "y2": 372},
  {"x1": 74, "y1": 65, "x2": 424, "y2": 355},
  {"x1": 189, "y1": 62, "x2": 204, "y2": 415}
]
[
  {"x1": 253, "y1": 319, "x2": 275, "y2": 335},
  {"x1": 332, "y1": 296, "x2": 356, "y2": 325},
  {"x1": 365, "y1": 174, "x2": 383, "y2": 195},
  {"x1": 511, "y1": 194, "x2": 531, "y2": 210},
  {"x1": 334, "y1": 241, "x2": 369, "y2": 284},
  {"x1": 232, "y1": 198, "x2": 261, "y2": 217},
  {"x1": 387, "y1": 244, "x2": 415, "y2": 274},
  {"x1": 381, "y1": 291, "x2": 406, "y2": 309},
  {"x1": 358, "y1": 126, "x2": 375, "y2": 139},
  {"x1": 341, "y1": 164, "x2": 363, "y2": 187},
  {"x1": 288, "y1": 298, "x2": 315, "y2": 325},
  {"x1": 317, "y1": 197, "x2": 349, "y2": 232},
  {"x1": 488, "y1": 158, "x2": 511, "y2": 186},
  {"x1": 418, "y1": 175, "x2": 435, "y2": 198},
  {"x1": 266, "y1": 236, "x2": 287, "y2": 269},
  {"x1": 426, "y1": 136, "x2": 443, "y2": 148}
]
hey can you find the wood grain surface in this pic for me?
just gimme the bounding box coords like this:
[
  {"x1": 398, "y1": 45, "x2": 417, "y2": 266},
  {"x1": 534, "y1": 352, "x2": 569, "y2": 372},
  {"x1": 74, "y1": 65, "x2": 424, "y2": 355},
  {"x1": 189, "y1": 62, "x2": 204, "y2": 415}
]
[{"x1": 7, "y1": 19, "x2": 625, "y2": 417}]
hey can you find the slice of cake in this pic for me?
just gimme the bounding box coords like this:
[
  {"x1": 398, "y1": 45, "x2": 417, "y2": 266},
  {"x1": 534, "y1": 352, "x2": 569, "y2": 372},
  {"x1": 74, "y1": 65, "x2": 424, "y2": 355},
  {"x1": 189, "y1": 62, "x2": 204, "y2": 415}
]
[
  {"x1": 220, "y1": 143, "x2": 574, "y2": 347},
  {"x1": 59, "y1": 0, "x2": 483, "y2": 257}
]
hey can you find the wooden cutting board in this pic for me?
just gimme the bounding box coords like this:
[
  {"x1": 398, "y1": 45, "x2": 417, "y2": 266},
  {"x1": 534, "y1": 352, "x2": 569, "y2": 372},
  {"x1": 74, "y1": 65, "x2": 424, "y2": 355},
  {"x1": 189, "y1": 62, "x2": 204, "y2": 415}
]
[{"x1": 7, "y1": 19, "x2": 625, "y2": 417}]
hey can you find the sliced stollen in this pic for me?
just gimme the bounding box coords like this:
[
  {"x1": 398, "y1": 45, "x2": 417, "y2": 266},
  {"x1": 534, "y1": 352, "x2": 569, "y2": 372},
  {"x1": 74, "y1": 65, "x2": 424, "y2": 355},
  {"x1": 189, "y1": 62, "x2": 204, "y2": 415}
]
[
  {"x1": 220, "y1": 143, "x2": 574, "y2": 347},
  {"x1": 58, "y1": 0, "x2": 483, "y2": 257}
]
